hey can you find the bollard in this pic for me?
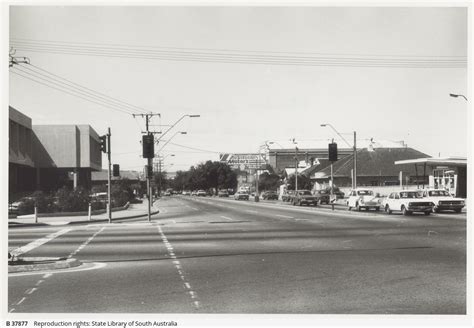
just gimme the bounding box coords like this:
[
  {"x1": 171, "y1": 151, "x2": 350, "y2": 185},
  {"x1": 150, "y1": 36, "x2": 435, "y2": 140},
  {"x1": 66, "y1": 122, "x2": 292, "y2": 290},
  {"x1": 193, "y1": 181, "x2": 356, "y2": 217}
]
[
  {"x1": 34, "y1": 206, "x2": 38, "y2": 223},
  {"x1": 88, "y1": 202, "x2": 92, "y2": 221}
]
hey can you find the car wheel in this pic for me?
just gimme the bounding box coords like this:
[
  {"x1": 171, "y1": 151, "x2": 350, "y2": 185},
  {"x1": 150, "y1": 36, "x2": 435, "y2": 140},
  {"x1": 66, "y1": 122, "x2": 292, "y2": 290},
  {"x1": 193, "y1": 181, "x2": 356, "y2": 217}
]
[
  {"x1": 424, "y1": 211, "x2": 431, "y2": 216},
  {"x1": 402, "y1": 206, "x2": 410, "y2": 216},
  {"x1": 385, "y1": 204, "x2": 392, "y2": 214},
  {"x1": 433, "y1": 207, "x2": 440, "y2": 213},
  {"x1": 375, "y1": 207, "x2": 380, "y2": 212},
  {"x1": 348, "y1": 206, "x2": 352, "y2": 211},
  {"x1": 356, "y1": 203, "x2": 361, "y2": 211},
  {"x1": 455, "y1": 208, "x2": 462, "y2": 213}
]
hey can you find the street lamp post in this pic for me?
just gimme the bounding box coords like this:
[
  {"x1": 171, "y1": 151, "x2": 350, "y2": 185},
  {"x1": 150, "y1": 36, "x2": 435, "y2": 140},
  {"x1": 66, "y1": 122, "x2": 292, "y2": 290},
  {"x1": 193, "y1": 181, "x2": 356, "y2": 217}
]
[
  {"x1": 449, "y1": 93, "x2": 468, "y2": 101},
  {"x1": 321, "y1": 124, "x2": 357, "y2": 189}
]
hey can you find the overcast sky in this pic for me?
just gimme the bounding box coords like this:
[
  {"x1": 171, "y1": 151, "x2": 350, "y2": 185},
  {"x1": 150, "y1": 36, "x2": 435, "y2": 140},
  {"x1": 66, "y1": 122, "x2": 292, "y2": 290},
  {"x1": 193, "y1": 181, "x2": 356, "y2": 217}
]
[{"x1": 8, "y1": 5, "x2": 468, "y2": 172}]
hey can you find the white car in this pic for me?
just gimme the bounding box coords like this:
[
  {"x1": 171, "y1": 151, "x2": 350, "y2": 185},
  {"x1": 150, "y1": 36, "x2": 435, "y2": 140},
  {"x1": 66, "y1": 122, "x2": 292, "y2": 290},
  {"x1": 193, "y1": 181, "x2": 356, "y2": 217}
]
[
  {"x1": 420, "y1": 189, "x2": 465, "y2": 213},
  {"x1": 347, "y1": 189, "x2": 381, "y2": 211},
  {"x1": 382, "y1": 190, "x2": 434, "y2": 216}
]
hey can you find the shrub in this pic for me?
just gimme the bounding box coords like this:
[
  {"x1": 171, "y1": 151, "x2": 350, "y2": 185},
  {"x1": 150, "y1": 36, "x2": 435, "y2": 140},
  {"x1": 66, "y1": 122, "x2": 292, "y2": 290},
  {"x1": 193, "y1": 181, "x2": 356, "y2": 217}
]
[{"x1": 55, "y1": 186, "x2": 90, "y2": 212}]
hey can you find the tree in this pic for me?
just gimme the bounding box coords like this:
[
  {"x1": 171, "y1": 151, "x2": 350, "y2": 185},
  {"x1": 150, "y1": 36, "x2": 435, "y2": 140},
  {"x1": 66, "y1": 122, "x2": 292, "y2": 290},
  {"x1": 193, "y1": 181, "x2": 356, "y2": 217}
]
[
  {"x1": 286, "y1": 174, "x2": 312, "y2": 190},
  {"x1": 258, "y1": 172, "x2": 281, "y2": 191}
]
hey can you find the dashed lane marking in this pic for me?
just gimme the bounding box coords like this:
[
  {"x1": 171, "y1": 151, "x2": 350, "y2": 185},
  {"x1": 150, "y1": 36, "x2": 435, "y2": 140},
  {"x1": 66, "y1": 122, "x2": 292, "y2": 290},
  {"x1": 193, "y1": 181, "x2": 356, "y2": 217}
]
[
  {"x1": 275, "y1": 214, "x2": 294, "y2": 219},
  {"x1": 67, "y1": 227, "x2": 105, "y2": 259},
  {"x1": 10, "y1": 228, "x2": 72, "y2": 256},
  {"x1": 157, "y1": 225, "x2": 201, "y2": 310}
]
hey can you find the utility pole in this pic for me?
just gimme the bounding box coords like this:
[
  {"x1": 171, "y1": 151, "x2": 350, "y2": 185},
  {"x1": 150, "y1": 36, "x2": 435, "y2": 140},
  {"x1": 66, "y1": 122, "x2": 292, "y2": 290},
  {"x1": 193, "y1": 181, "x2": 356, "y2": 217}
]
[
  {"x1": 133, "y1": 113, "x2": 160, "y2": 222},
  {"x1": 107, "y1": 128, "x2": 112, "y2": 223},
  {"x1": 353, "y1": 131, "x2": 357, "y2": 188}
]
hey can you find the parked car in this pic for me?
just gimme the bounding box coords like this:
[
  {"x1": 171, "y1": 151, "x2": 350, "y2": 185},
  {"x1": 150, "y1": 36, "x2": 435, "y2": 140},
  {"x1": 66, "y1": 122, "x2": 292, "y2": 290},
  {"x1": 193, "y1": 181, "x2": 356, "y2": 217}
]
[
  {"x1": 191, "y1": 191, "x2": 197, "y2": 196},
  {"x1": 163, "y1": 191, "x2": 171, "y2": 196},
  {"x1": 196, "y1": 190, "x2": 207, "y2": 197},
  {"x1": 347, "y1": 189, "x2": 382, "y2": 211},
  {"x1": 218, "y1": 190, "x2": 229, "y2": 197},
  {"x1": 234, "y1": 191, "x2": 249, "y2": 200},
  {"x1": 313, "y1": 190, "x2": 330, "y2": 204},
  {"x1": 261, "y1": 191, "x2": 278, "y2": 200},
  {"x1": 182, "y1": 190, "x2": 191, "y2": 196},
  {"x1": 420, "y1": 189, "x2": 465, "y2": 213},
  {"x1": 292, "y1": 190, "x2": 319, "y2": 206},
  {"x1": 382, "y1": 190, "x2": 434, "y2": 215},
  {"x1": 281, "y1": 190, "x2": 295, "y2": 202},
  {"x1": 9, "y1": 196, "x2": 35, "y2": 214}
]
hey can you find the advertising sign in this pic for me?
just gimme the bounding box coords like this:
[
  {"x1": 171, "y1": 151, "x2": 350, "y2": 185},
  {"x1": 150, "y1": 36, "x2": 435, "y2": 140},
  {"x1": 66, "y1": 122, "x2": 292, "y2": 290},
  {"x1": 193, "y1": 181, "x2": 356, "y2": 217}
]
[{"x1": 220, "y1": 153, "x2": 266, "y2": 170}]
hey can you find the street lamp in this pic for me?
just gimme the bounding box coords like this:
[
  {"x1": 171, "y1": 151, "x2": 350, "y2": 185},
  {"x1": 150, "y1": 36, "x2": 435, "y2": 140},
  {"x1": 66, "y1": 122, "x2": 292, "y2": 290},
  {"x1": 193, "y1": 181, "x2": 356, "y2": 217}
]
[
  {"x1": 157, "y1": 131, "x2": 187, "y2": 152},
  {"x1": 321, "y1": 123, "x2": 357, "y2": 189},
  {"x1": 449, "y1": 93, "x2": 468, "y2": 101},
  {"x1": 157, "y1": 114, "x2": 199, "y2": 142}
]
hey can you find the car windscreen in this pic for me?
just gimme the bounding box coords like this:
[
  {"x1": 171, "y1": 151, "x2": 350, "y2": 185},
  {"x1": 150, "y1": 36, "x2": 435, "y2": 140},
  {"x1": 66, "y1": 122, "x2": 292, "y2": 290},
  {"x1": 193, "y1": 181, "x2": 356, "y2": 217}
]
[
  {"x1": 300, "y1": 191, "x2": 312, "y2": 195},
  {"x1": 429, "y1": 190, "x2": 450, "y2": 197},
  {"x1": 400, "y1": 192, "x2": 421, "y2": 199},
  {"x1": 357, "y1": 190, "x2": 373, "y2": 196}
]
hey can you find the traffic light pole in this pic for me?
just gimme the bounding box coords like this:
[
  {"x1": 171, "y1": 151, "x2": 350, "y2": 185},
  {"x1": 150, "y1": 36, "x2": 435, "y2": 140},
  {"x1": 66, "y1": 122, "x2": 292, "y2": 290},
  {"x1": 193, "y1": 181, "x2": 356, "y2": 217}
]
[
  {"x1": 107, "y1": 128, "x2": 112, "y2": 223},
  {"x1": 146, "y1": 116, "x2": 152, "y2": 222}
]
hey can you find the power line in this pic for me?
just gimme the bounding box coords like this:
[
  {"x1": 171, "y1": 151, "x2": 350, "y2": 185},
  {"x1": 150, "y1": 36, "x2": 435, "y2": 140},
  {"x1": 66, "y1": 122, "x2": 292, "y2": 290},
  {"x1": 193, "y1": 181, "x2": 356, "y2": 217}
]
[
  {"x1": 10, "y1": 69, "x2": 134, "y2": 115},
  {"x1": 11, "y1": 38, "x2": 466, "y2": 58},
  {"x1": 168, "y1": 142, "x2": 222, "y2": 154},
  {"x1": 26, "y1": 63, "x2": 146, "y2": 114},
  {"x1": 10, "y1": 40, "x2": 466, "y2": 68},
  {"x1": 12, "y1": 65, "x2": 141, "y2": 115}
]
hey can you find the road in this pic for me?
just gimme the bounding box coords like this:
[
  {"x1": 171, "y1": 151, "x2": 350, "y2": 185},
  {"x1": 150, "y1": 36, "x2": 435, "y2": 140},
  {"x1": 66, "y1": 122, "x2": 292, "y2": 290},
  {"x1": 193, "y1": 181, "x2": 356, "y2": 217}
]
[{"x1": 8, "y1": 196, "x2": 466, "y2": 314}]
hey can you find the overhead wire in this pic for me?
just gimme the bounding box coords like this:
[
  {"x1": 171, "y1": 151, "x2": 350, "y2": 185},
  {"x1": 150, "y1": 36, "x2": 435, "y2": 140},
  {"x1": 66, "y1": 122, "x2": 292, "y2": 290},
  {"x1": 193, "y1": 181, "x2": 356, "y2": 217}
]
[
  {"x1": 10, "y1": 39, "x2": 466, "y2": 68},
  {"x1": 26, "y1": 63, "x2": 147, "y2": 114},
  {"x1": 12, "y1": 65, "x2": 142, "y2": 115},
  {"x1": 10, "y1": 69, "x2": 135, "y2": 115}
]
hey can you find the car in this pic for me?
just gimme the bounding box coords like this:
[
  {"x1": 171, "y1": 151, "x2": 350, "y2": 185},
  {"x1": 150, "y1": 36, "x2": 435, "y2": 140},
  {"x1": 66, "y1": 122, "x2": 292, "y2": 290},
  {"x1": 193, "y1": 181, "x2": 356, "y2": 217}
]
[
  {"x1": 182, "y1": 190, "x2": 191, "y2": 196},
  {"x1": 261, "y1": 191, "x2": 278, "y2": 200},
  {"x1": 292, "y1": 190, "x2": 319, "y2": 206},
  {"x1": 347, "y1": 189, "x2": 381, "y2": 211},
  {"x1": 420, "y1": 189, "x2": 465, "y2": 213},
  {"x1": 313, "y1": 190, "x2": 330, "y2": 204},
  {"x1": 382, "y1": 190, "x2": 434, "y2": 215},
  {"x1": 196, "y1": 190, "x2": 207, "y2": 197},
  {"x1": 218, "y1": 190, "x2": 229, "y2": 197},
  {"x1": 163, "y1": 191, "x2": 171, "y2": 196},
  {"x1": 281, "y1": 190, "x2": 295, "y2": 202},
  {"x1": 9, "y1": 196, "x2": 35, "y2": 213},
  {"x1": 234, "y1": 191, "x2": 249, "y2": 200}
]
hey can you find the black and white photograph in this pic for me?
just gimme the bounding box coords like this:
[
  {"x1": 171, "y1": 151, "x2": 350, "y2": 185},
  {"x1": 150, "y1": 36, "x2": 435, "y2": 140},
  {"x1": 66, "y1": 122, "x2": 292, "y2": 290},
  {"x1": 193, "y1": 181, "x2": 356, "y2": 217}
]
[{"x1": 3, "y1": 1, "x2": 471, "y2": 326}]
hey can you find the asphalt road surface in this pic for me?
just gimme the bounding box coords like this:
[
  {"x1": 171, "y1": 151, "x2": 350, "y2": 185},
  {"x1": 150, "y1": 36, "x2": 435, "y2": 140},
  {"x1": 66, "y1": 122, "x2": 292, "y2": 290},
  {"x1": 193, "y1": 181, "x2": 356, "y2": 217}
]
[{"x1": 8, "y1": 196, "x2": 466, "y2": 314}]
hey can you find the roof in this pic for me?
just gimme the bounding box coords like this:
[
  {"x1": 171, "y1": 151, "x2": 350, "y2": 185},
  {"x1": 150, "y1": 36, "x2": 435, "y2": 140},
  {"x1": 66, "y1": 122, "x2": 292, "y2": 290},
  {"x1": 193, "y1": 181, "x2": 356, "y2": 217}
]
[
  {"x1": 395, "y1": 157, "x2": 467, "y2": 167},
  {"x1": 312, "y1": 147, "x2": 430, "y2": 179},
  {"x1": 92, "y1": 170, "x2": 141, "y2": 181}
]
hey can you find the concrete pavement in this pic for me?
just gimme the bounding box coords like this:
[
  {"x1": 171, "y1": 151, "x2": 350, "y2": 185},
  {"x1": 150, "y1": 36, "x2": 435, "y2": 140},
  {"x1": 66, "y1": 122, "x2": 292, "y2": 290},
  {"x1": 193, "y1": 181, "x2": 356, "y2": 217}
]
[{"x1": 8, "y1": 199, "x2": 160, "y2": 227}]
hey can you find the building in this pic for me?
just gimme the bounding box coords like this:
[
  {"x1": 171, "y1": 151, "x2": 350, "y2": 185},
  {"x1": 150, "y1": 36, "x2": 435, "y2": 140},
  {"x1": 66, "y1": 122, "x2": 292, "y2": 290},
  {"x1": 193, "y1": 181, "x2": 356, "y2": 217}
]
[
  {"x1": 395, "y1": 157, "x2": 467, "y2": 198},
  {"x1": 91, "y1": 170, "x2": 142, "y2": 186},
  {"x1": 9, "y1": 106, "x2": 102, "y2": 194}
]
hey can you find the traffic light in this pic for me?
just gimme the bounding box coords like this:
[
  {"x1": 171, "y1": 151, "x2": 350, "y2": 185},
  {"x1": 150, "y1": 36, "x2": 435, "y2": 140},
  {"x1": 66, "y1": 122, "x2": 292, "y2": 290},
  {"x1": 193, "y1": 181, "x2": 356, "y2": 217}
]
[
  {"x1": 142, "y1": 134, "x2": 155, "y2": 158},
  {"x1": 328, "y1": 143, "x2": 338, "y2": 162},
  {"x1": 113, "y1": 164, "x2": 120, "y2": 177},
  {"x1": 99, "y1": 135, "x2": 107, "y2": 153}
]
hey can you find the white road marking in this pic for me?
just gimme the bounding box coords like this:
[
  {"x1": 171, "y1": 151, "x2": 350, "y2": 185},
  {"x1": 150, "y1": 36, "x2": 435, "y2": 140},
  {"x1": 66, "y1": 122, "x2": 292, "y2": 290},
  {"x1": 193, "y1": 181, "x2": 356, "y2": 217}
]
[
  {"x1": 35, "y1": 280, "x2": 44, "y2": 286},
  {"x1": 11, "y1": 228, "x2": 72, "y2": 256},
  {"x1": 275, "y1": 214, "x2": 294, "y2": 219},
  {"x1": 67, "y1": 227, "x2": 105, "y2": 259},
  {"x1": 157, "y1": 225, "x2": 200, "y2": 310},
  {"x1": 16, "y1": 297, "x2": 26, "y2": 305},
  {"x1": 25, "y1": 288, "x2": 37, "y2": 295},
  {"x1": 220, "y1": 216, "x2": 234, "y2": 221},
  {"x1": 9, "y1": 262, "x2": 107, "y2": 277}
]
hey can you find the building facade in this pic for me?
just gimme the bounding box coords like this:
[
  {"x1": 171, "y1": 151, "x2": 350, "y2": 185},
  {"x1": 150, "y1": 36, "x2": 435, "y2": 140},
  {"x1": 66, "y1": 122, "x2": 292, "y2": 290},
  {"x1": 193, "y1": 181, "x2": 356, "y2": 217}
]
[{"x1": 9, "y1": 107, "x2": 102, "y2": 195}]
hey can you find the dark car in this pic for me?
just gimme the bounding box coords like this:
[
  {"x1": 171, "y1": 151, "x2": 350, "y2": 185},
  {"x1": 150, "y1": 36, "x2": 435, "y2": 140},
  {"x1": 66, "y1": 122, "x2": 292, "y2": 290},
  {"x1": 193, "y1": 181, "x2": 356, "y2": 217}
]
[
  {"x1": 292, "y1": 190, "x2": 319, "y2": 206},
  {"x1": 218, "y1": 190, "x2": 229, "y2": 197},
  {"x1": 261, "y1": 191, "x2": 278, "y2": 200},
  {"x1": 313, "y1": 190, "x2": 330, "y2": 204}
]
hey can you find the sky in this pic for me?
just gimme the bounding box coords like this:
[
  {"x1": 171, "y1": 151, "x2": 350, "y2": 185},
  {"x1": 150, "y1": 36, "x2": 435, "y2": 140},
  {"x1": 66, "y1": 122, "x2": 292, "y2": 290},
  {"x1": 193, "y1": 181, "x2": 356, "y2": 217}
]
[{"x1": 8, "y1": 5, "x2": 469, "y2": 173}]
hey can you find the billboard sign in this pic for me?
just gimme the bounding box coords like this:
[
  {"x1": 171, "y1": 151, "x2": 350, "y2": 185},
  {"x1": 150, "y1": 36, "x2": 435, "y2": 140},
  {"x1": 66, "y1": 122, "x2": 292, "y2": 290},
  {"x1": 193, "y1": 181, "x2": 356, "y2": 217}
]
[{"x1": 220, "y1": 153, "x2": 266, "y2": 170}]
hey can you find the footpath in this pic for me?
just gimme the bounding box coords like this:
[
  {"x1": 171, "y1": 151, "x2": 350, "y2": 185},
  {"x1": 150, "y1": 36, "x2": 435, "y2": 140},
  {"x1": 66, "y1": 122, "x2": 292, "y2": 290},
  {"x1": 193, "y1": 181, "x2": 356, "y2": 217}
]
[{"x1": 8, "y1": 199, "x2": 160, "y2": 228}]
